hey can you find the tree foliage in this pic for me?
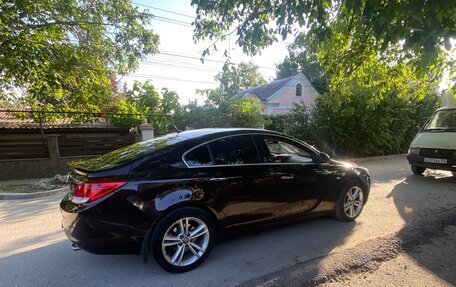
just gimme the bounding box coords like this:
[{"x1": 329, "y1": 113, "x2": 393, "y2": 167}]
[
  {"x1": 215, "y1": 62, "x2": 266, "y2": 99},
  {"x1": 174, "y1": 98, "x2": 265, "y2": 130},
  {"x1": 175, "y1": 62, "x2": 266, "y2": 129},
  {"x1": 276, "y1": 35, "x2": 328, "y2": 93},
  {"x1": 265, "y1": 11, "x2": 446, "y2": 157},
  {"x1": 192, "y1": 0, "x2": 455, "y2": 71},
  {"x1": 202, "y1": 61, "x2": 266, "y2": 108},
  {"x1": 108, "y1": 81, "x2": 180, "y2": 131},
  {"x1": 0, "y1": 0, "x2": 159, "y2": 112},
  {"x1": 269, "y1": 47, "x2": 440, "y2": 157}
]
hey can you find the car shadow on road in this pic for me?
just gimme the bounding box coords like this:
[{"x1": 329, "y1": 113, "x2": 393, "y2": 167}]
[
  {"x1": 388, "y1": 172, "x2": 456, "y2": 285},
  {"x1": 0, "y1": 215, "x2": 356, "y2": 286}
]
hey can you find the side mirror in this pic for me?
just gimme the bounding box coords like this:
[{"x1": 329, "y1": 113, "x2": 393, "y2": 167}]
[{"x1": 319, "y1": 152, "x2": 331, "y2": 163}]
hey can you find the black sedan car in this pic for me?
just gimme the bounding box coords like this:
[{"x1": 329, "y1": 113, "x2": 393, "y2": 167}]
[{"x1": 60, "y1": 128, "x2": 370, "y2": 272}]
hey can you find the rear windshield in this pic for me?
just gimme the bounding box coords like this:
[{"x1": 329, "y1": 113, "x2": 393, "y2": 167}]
[
  {"x1": 70, "y1": 133, "x2": 182, "y2": 171},
  {"x1": 423, "y1": 109, "x2": 456, "y2": 132}
]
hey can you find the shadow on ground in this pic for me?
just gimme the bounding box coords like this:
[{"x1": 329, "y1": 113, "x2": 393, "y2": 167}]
[
  {"x1": 388, "y1": 171, "x2": 456, "y2": 285},
  {"x1": 0, "y1": 214, "x2": 356, "y2": 287}
]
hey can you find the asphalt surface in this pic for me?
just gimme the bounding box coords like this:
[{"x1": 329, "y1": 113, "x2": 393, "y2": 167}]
[{"x1": 1, "y1": 155, "x2": 455, "y2": 287}]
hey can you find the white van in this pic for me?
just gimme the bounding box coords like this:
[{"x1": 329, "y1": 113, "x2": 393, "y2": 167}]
[{"x1": 407, "y1": 106, "x2": 456, "y2": 176}]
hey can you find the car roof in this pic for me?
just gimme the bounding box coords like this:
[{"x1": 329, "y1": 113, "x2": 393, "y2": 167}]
[
  {"x1": 436, "y1": 106, "x2": 456, "y2": 111},
  {"x1": 174, "y1": 128, "x2": 282, "y2": 140},
  {"x1": 173, "y1": 128, "x2": 320, "y2": 155}
]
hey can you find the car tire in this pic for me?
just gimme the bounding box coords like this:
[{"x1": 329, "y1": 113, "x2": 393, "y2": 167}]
[
  {"x1": 150, "y1": 207, "x2": 215, "y2": 273},
  {"x1": 411, "y1": 165, "x2": 426, "y2": 175},
  {"x1": 334, "y1": 181, "x2": 366, "y2": 221}
]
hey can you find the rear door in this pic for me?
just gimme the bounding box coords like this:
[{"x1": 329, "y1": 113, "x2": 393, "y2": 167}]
[{"x1": 184, "y1": 134, "x2": 268, "y2": 227}]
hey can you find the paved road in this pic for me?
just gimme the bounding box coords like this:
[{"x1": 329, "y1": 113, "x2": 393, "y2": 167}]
[{"x1": 1, "y1": 155, "x2": 455, "y2": 287}]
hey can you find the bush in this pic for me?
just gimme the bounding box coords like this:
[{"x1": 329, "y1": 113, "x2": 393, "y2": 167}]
[{"x1": 265, "y1": 91, "x2": 439, "y2": 158}]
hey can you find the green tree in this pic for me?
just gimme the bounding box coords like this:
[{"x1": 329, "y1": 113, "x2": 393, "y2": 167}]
[
  {"x1": 0, "y1": 0, "x2": 159, "y2": 113},
  {"x1": 174, "y1": 98, "x2": 265, "y2": 130},
  {"x1": 226, "y1": 98, "x2": 265, "y2": 128},
  {"x1": 200, "y1": 61, "x2": 266, "y2": 108},
  {"x1": 192, "y1": 0, "x2": 455, "y2": 72},
  {"x1": 265, "y1": 103, "x2": 318, "y2": 144},
  {"x1": 173, "y1": 103, "x2": 224, "y2": 130},
  {"x1": 181, "y1": 61, "x2": 267, "y2": 129},
  {"x1": 215, "y1": 62, "x2": 266, "y2": 99},
  {"x1": 108, "y1": 81, "x2": 180, "y2": 131},
  {"x1": 269, "y1": 17, "x2": 442, "y2": 157},
  {"x1": 276, "y1": 35, "x2": 328, "y2": 93},
  {"x1": 269, "y1": 55, "x2": 440, "y2": 157}
]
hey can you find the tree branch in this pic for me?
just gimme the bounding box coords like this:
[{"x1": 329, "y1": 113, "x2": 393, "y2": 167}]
[{"x1": 12, "y1": 20, "x2": 114, "y2": 31}]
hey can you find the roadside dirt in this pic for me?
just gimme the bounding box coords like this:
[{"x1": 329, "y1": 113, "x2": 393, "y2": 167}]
[
  {"x1": 319, "y1": 225, "x2": 456, "y2": 287},
  {"x1": 0, "y1": 175, "x2": 68, "y2": 193},
  {"x1": 240, "y1": 191, "x2": 456, "y2": 287}
]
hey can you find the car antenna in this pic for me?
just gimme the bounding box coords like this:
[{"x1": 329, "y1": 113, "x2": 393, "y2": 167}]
[{"x1": 171, "y1": 123, "x2": 182, "y2": 133}]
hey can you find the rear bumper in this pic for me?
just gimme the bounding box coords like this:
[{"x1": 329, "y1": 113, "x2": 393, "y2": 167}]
[
  {"x1": 407, "y1": 154, "x2": 456, "y2": 172},
  {"x1": 60, "y1": 192, "x2": 148, "y2": 255}
]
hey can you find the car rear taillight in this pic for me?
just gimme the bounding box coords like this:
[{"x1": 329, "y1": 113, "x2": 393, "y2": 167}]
[{"x1": 71, "y1": 181, "x2": 127, "y2": 204}]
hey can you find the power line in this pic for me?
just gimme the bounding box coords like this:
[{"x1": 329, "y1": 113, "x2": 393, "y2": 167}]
[
  {"x1": 140, "y1": 60, "x2": 220, "y2": 72},
  {"x1": 124, "y1": 74, "x2": 217, "y2": 85},
  {"x1": 132, "y1": 2, "x2": 194, "y2": 19},
  {"x1": 153, "y1": 51, "x2": 324, "y2": 76},
  {"x1": 152, "y1": 17, "x2": 192, "y2": 27},
  {"x1": 145, "y1": 55, "x2": 224, "y2": 70},
  {"x1": 152, "y1": 15, "x2": 192, "y2": 26},
  {"x1": 157, "y1": 51, "x2": 277, "y2": 70}
]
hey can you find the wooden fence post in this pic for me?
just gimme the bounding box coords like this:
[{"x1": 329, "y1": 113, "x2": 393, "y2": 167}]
[{"x1": 46, "y1": 134, "x2": 60, "y2": 160}]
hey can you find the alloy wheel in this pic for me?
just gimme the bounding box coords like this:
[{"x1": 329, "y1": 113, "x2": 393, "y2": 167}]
[
  {"x1": 161, "y1": 217, "x2": 210, "y2": 267},
  {"x1": 343, "y1": 186, "x2": 364, "y2": 218}
]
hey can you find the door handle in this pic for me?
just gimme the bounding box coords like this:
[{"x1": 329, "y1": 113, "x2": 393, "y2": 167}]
[
  {"x1": 210, "y1": 177, "x2": 228, "y2": 182},
  {"x1": 270, "y1": 172, "x2": 294, "y2": 180}
]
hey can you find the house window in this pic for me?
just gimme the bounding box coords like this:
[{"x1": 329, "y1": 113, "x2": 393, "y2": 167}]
[{"x1": 295, "y1": 83, "x2": 302, "y2": 97}]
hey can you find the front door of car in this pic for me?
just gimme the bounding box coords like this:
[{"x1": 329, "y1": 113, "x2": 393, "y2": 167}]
[{"x1": 250, "y1": 135, "x2": 326, "y2": 219}]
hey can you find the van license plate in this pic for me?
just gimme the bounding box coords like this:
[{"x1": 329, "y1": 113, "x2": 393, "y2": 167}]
[{"x1": 424, "y1": 158, "x2": 447, "y2": 164}]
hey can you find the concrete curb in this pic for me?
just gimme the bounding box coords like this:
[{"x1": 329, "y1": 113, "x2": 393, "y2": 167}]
[{"x1": 0, "y1": 186, "x2": 69, "y2": 200}]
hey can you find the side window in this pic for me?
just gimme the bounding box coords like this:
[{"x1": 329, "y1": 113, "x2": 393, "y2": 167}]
[
  {"x1": 209, "y1": 135, "x2": 260, "y2": 165},
  {"x1": 263, "y1": 137, "x2": 313, "y2": 163},
  {"x1": 295, "y1": 83, "x2": 302, "y2": 97},
  {"x1": 184, "y1": 145, "x2": 212, "y2": 167}
]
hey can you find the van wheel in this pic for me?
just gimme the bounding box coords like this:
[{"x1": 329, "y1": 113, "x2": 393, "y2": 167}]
[{"x1": 411, "y1": 165, "x2": 425, "y2": 175}]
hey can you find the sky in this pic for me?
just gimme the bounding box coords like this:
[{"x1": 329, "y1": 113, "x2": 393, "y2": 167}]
[{"x1": 120, "y1": 0, "x2": 292, "y2": 104}]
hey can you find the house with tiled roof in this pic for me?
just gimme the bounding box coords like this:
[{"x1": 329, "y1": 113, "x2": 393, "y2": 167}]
[{"x1": 231, "y1": 73, "x2": 319, "y2": 115}]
